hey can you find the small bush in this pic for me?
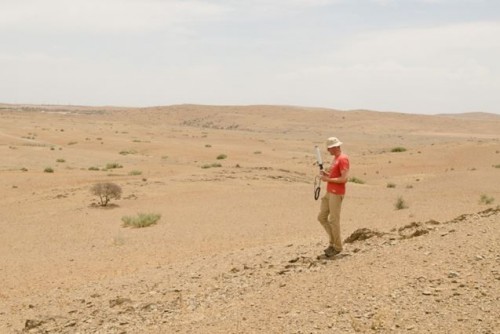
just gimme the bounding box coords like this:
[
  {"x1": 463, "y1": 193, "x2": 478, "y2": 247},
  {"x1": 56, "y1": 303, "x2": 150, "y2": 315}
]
[
  {"x1": 348, "y1": 177, "x2": 365, "y2": 184},
  {"x1": 493, "y1": 164, "x2": 500, "y2": 169},
  {"x1": 479, "y1": 194, "x2": 494, "y2": 205},
  {"x1": 391, "y1": 147, "x2": 407, "y2": 153},
  {"x1": 106, "y1": 162, "x2": 123, "y2": 169},
  {"x1": 88, "y1": 166, "x2": 100, "y2": 171},
  {"x1": 91, "y1": 182, "x2": 122, "y2": 206},
  {"x1": 129, "y1": 170, "x2": 142, "y2": 175},
  {"x1": 395, "y1": 196, "x2": 408, "y2": 210},
  {"x1": 56, "y1": 159, "x2": 65, "y2": 163},
  {"x1": 122, "y1": 213, "x2": 161, "y2": 228},
  {"x1": 205, "y1": 144, "x2": 212, "y2": 148},
  {"x1": 254, "y1": 151, "x2": 262, "y2": 154},
  {"x1": 387, "y1": 183, "x2": 396, "y2": 188},
  {"x1": 20, "y1": 167, "x2": 28, "y2": 172},
  {"x1": 119, "y1": 149, "x2": 137, "y2": 155},
  {"x1": 68, "y1": 141, "x2": 78, "y2": 145},
  {"x1": 216, "y1": 154, "x2": 227, "y2": 160},
  {"x1": 44, "y1": 167, "x2": 54, "y2": 173},
  {"x1": 201, "y1": 163, "x2": 222, "y2": 169}
]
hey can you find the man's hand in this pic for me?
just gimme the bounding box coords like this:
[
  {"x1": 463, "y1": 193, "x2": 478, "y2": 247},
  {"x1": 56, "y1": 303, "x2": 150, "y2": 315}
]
[{"x1": 320, "y1": 171, "x2": 330, "y2": 182}]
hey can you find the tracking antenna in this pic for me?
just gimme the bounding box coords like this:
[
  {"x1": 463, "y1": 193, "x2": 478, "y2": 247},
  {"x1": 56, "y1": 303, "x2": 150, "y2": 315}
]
[{"x1": 314, "y1": 146, "x2": 323, "y2": 200}]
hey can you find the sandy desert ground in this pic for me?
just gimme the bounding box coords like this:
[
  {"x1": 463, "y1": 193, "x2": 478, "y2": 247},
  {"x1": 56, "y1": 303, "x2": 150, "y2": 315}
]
[{"x1": 0, "y1": 104, "x2": 499, "y2": 333}]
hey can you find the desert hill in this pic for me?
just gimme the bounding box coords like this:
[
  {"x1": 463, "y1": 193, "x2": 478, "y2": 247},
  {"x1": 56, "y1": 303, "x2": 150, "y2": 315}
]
[
  {"x1": 436, "y1": 111, "x2": 500, "y2": 120},
  {"x1": 0, "y1": 104, "x2": 499, "y2": 333}
]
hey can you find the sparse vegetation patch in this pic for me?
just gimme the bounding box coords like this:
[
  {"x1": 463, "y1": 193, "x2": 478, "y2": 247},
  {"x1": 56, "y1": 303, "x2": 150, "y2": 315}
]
[
  {"x1": 479, "y1": 194, "x2": 494, "y2": 205},
  {"x1": 106, "y1": 163, "x2": 123, "y2": 169},
  {"x1": 395, "y1": 196, "x2": 408, "y2": 210},
  {"x1": 202, "y1": 163, "x2": 222, "y2": 169},
  {"x1": 348, "y1": 177, "x2": 365, "y2": 184},
  {"x1": 391, "y1": 147, "x2": 407, "y2": 153},
  {"x1": 122, "y1": 213, "x2": 161, "y2": 228},
  {"x1": 119, "y1": 149, "x2": 137, "y2": 155}
]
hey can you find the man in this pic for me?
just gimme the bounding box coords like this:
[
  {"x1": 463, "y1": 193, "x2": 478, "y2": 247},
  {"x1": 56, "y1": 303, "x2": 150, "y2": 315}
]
[{"x1": 317, "y1": 136, "x2": 350, "y2": 257}]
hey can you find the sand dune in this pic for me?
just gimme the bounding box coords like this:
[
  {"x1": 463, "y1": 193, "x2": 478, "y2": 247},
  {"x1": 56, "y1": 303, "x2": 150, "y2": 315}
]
[{"x1": 0, "y1": 104, "x2": 499, "y2": 333}]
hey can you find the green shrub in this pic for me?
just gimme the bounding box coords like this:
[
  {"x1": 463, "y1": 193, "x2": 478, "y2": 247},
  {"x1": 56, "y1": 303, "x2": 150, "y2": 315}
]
[
  {"x1": 201, "y1": 163, "x2": 222, "y2": 169},
  {"x1": 387, "y1": 183, "x2": 396, "y2": 188},
  {"x1": 493, "y1": 164, "x2": 500, "y2": 169},
  {"x1": 88, "y1": 166, "x2": 100, "y2": 171},
  {"x1": 348, "y1": 177, "x2": 365, "y2": 184},
  {"x1": 122, "y1": 213, "x2": 161, "y2": 228},
  {"x1": 56, "y1": 159, "x2": 65, "y2": 163},
  {"x1": 119, "y1": 149, "x2": 137, "y2": 155},
  {"x1": 479, "y1": 194, "x2": 494, "y2": 205},
  {"x1": 395, "y1": 196, "x2": 408, "y2": 210},
  {"x1": 44, "y1": 167, "x2": 54, "y2": 173},
  {"x1": 216, "y1": 154, "x2": 227, "y2": 160},
  {"x1": 391, "y1": 147, "x2": 407, "y2": 153},
  {"x1": 106, "y1": 162, "x2": 123, "y2": 169},
  {"x1": 129, "y1": 170, "x2": 142, "y2": 175}
]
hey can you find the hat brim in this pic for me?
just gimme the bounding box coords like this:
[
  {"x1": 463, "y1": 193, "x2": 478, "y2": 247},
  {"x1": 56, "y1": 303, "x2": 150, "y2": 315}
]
[{"x1": 327, "y1": 142, "x2": 342, "y2": 148}]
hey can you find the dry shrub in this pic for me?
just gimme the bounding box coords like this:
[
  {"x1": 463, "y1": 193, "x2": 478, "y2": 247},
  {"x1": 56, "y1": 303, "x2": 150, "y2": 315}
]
[
  {"x1": 395, "y1": 196, "x2": 408, "y2": 210},
  {"x1": 91, "y1": 182, "x2": 122, "y2": 206}
]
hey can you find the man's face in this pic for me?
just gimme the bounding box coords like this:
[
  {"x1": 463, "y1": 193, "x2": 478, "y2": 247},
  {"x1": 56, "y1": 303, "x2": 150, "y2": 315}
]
[{"x1": 327, "y1": 146, "x2": 340, "y2": 155}]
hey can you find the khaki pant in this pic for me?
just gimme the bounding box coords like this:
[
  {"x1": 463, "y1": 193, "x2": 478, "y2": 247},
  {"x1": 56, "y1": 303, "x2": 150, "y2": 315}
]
[{"x1": 317, "y1": 192, "x2": 344, "y2": 252}]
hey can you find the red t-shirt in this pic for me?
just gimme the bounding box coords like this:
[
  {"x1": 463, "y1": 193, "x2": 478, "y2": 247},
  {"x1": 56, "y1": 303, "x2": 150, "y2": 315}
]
[{"x1": 327, "y1": 153, "x2": 350, "y2": 195}]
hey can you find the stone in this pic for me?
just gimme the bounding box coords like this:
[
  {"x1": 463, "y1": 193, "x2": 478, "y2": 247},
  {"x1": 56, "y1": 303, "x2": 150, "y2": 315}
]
[{"x1": 25, "y1": 319, "x2": 44, "y2": 330}]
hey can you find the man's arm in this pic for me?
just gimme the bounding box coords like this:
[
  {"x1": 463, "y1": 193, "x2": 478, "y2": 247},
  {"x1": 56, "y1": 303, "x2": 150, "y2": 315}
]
[{"x1": 321, "y1": 168, "x2": 349, "y2": 184}]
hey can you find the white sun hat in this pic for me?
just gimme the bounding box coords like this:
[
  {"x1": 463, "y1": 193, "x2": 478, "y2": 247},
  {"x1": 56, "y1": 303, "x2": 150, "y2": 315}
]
[{"x1": 326, "y1": 137, "x2": 343, "y2": 148}]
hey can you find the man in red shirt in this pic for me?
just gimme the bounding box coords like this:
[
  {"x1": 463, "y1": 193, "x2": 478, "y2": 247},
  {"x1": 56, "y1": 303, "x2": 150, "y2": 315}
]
[{"x1": 318, "y1": 137, "x2": 350, "y2": 257}]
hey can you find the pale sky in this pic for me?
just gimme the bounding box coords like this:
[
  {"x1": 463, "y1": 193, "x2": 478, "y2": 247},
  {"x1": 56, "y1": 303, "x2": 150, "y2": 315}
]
[{"x1": 1, "y1": 0, "x2": 499, "y2": 114}]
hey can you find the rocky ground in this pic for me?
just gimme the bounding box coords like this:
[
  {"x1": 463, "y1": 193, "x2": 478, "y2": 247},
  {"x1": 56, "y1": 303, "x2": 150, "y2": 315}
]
[{"x1": 10, "y1": 207, "x2": 499, "y2": 334}]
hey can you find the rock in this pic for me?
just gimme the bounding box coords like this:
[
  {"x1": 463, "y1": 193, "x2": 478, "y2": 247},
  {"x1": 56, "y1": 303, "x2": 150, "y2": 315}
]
[
  {"x1": 25, "y1": 319, "x2": 44, "y2": 330},
  {"x1": 109, "y1": 297, "x2": 132, "y2": 308},
  {"x1": 344, "y1": 228, "x2": 385, "y2": 244},
  {"x1": 64, "y1": 320, "x2": 77, "y2": 327}
]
